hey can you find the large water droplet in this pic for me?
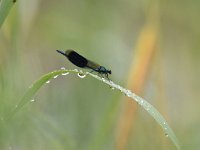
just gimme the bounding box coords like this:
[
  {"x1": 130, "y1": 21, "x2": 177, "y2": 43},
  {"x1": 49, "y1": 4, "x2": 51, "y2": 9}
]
[
  {"x1": 46, "y1": 80, "x2": 50, "y2": 83},
  {"x1": 77, "y1": 73, "x2": 86, "y2": 78},
  {"x1": 61, "y1": 67, "x2": 65, "y2": 70}
]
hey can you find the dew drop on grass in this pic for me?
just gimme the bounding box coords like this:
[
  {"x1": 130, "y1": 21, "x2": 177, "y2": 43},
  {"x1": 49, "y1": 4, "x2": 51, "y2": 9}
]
[
  {"x1": 109, "y1": 81, "x2": 114, "y2": 85},
  {"x1": 146, "y1": 106, "x2": 150, "y2": 111},
  {"x1": 140, "y1": 100, "x2": 144, "y2": 104},
  {"x1": 30, "y1": 99, "x2": 35, "y2": 102},
  {"x1": 116, "y1": 85, "x2": 122, "y2": 92},
  {"x1": 126, "y1": 90, "x2": 132, "y2": 97},
  {"x1": 110, "y1": 87, "x2": 115, "y2": 90},
  {"x1": 46, "y1": 80, "x2": 50, "y2": 84},
  {"x1": 77, "y1": 73, "x2": 86, "y2": 78},
  {"x1": 165, "y1": 133, "x2": 169, "y2": 137},
  {"x1": 102, "y1": 78, "x2": 106, "y2": 82},
  {"x1": 61, "y1": 67, "x2": 65, "y2": 70},
  {"x1": 62, "y1": 72, "x2": 69, "y2": 76},
  {"x1": 53, "y1": 75, "x2": 59, "y2": 78},
  {"x1": 73, "y1": 69, "x2": 78, "y2": 72}
]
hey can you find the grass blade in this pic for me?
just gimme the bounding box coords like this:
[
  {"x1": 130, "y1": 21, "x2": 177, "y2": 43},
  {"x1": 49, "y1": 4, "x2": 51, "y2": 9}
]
[
  {"x1": 88, "y1": 73, "x2": 181, "y2": 150},
  {"x1": 4, "y1": 69, "x2": 180, "y2": 149},
  {"x1": 4, "y1": 69, "x2": 70, "y2": 120},
  {"x1": 0, "y1": 0, "x2": 15, "y2": 28}
]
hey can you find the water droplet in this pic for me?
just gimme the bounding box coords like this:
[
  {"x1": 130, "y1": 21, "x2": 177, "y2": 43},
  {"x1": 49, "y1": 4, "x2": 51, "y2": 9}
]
[
  {"x1": 165, "y1": 133, "x2": 169, "y2": 137},
  {"x1": 30, "y1": 99, "x2": 35, "y2": 102},
  {"x1": 53, "y1": 75, "x2": 59, "y2": 78},
  {"x1": 109, "y1": 81, "x2": 114, "y2": 84},
  {"x1": 102, "y1": 78, "x2": 106, "y2": 82},
  {"x1": 110, "y1": 86, "x2": 115, "y2": 90},
  {"x1": 146, "y1": 106, "x2": 150, "y2": 111},
  {"x1": 62, "y1": 72, "x2": 69, "y2": 76},
  {"x1": 126, "y1": 90, "x2": 132, "y2": 97},
  {"x1": 61, "y1": 67, "x2": 65, "y2": 70},
  {"x1": 77, "y1": 73, "x2": 86, "y2": 78},
  {"x1": 140, "y1": 100, "x2": 144, "y2": 105},
  {"x1": 117, "y1": 86, "x2": 122, "y2": 91},
  {"x1": 46, "y1": 80, "x2": 50, "y2": 83}
]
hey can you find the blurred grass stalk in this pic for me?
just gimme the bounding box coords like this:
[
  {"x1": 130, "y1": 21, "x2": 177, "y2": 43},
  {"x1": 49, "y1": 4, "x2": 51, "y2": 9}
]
[
  {"x1": 0, "y1": 0, "x2": 15, "y2": 28},
  {"x1": 115, "y1": 1, "x2": 160, "y2": 149}
]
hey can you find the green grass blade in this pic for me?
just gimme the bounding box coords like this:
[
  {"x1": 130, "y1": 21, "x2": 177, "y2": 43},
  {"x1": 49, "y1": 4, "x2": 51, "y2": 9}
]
[
  {"x1": 0, "y1": 0, "x2": 15, "y2": 28},
  {"x1": 4, "y1": 69, "x2": 70, "y2": 120},
  {"x1": 4, "y1": 69, "x2": 180, "y2": 149},
  {"x1": 88, "y1": 72, "x2": 181, "y2": 150}
]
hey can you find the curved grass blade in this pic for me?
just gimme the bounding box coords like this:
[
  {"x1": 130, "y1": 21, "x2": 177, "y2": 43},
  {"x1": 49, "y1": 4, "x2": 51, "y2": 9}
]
[
  {"x1": 88, "y1": 72, "x2": 181, "y2": 150},
  {"x1": 5, "y1": 69, "x2": 180, "y2": 149},
  {"x1": 5, "y1": 69, "x2": 70, "y2": 120}
]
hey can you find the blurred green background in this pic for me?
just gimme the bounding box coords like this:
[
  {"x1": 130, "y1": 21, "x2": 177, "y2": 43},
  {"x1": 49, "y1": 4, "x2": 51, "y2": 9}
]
[{"x1": 0, "y1": 0, "x2": 200, "y2": 149}]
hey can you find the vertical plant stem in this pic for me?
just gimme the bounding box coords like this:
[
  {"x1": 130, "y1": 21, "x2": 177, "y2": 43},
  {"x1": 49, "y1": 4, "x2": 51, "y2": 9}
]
[{"x1": 115, "y1": 2, "x2": 160, "y2": 149}]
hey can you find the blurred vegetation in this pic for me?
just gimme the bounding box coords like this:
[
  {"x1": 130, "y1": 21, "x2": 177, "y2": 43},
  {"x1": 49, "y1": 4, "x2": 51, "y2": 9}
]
[{"x1": 0, "y1": 0, "x2": 199, "y2": 149}]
